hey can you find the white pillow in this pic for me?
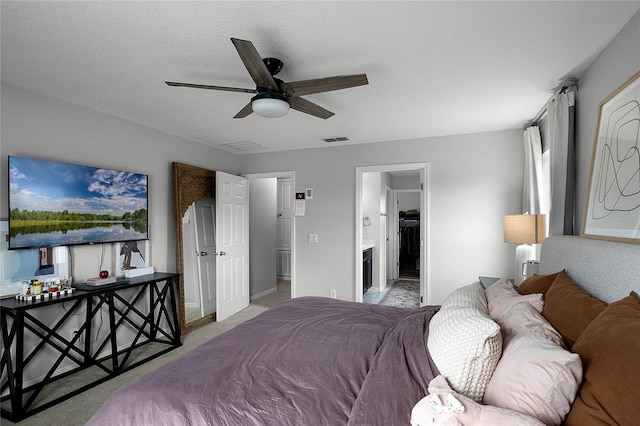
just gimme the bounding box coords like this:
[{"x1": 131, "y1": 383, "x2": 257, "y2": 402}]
[
  {"x1": 411, "y1": 375, "x2": 545, "y2": 426},
  {"x1": 428, "y1": 283, "x2": 502, "y2": 402},
  {"x1": 484, "y1": 277, "x2": 517, "y2": 304},
  {"x1": 483, "y1": 329, "x2": 582, "y2": 425},
  {"x1": 496, "y1": 302, "x2": 564, "y2": 346},
  {"x1": 485, "y1": 277, "x2": 544, "y2": 321}
]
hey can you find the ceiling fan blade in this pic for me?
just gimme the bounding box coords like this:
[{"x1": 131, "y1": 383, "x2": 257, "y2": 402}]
[
  {"x1": 281, "y1": 74, "x2": 368, "y2": 97},
  {"x1": 165, "y1": 81, "x2": 257, "y2": 94},
  {"x1": 233, "y1": 102, "x2": 253, "y2": 119},
  {"x1": 289, "y1": 97, "x2": 334, "y2": 120},
  {"x1": 230, "y1": 38, "x2": 279, "y2": 90}
]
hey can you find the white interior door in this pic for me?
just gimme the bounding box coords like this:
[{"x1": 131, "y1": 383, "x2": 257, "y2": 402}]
[
  {"x1": 216, "y1": 172, "x2": 250, "y2": 322},
  {"x1": 277, "y1": 178, "x2": 292, "y2": 278},
  {"x1": 194, "y1": 197, "x2": 216, "y2": 317}
]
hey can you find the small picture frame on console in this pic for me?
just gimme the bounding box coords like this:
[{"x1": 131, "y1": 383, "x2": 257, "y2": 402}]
[{"x1": 114, "y1": 240, "x2": 150, "y2": 276}]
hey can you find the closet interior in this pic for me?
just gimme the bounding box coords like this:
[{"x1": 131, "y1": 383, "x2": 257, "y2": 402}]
[{"x1": 398, "y1": 209, "x2": 420, "y2": 278}]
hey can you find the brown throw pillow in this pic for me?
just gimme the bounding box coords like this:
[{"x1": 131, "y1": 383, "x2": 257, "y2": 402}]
[
  {"x1": 517, "y1": 271, "x2": 561, "y2": 296},
  {"x1": 541, "y1": 270, "x2": 607, "y2": 348},
  {"x1": 565, "y1": 292, "x2": 640, "y2": 426}
]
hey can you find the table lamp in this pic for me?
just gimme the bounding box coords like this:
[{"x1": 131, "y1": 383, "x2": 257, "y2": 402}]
[{"x1": 504, "y1": 214, "x2": 546, "y2": 285}]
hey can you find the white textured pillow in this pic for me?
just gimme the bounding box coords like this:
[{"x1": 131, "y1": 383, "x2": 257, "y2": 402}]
[
  {"x1": 483, "y1": 330, "x2": 582, "y2": 425},
  {"x1": 442, "y1": 281, "x2": 488, "y2": 310},
  {"x1": 428, "y1": 283, "x2": 502, "y2": 402}
]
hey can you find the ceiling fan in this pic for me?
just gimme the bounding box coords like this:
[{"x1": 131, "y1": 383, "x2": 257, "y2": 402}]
[{"x1": 165, "y1": 37, "x2": 369, "y2": 119}]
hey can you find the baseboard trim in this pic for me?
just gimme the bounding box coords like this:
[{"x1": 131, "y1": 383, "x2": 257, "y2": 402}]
[{"x1": 250, "y1": 286, "x2": 277, "y2": 301}]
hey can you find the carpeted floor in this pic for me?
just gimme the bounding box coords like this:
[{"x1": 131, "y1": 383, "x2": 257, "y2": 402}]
[{"x1": 378, "y1": 279, "x2": 420, "y2": 308}]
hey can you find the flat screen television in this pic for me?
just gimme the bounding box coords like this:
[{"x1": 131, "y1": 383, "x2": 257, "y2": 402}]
[{"x1": 8, "y1": 155, "x2": 148, "y2": 250}]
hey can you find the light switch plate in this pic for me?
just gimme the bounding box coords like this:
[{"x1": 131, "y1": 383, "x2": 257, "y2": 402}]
[{"x1": 308, "y1": 234, "x2": 318, "y2": 243}]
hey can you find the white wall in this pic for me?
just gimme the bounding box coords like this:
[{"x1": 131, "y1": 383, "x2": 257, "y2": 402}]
[
  {"x1": 379, "y1": 172, "x2": 392, "y2": 287},
  {"x1": 575, "y1": 10, "x2": 640, "y2": 231},
  {"x1": 0, "y1": 82, "x2": 239, "y2": 283},
  {"x1": 393, "y1": 174, "x2": 420, "y2": 189},
  {"x1": 362, "y1": 171, "x2": 384, "y2": 290},
  {"x1": 362, "y1": 172, "x2": 379, "y2": 243},
  {"x1": 239, "y1": 130, "x2": 523, "y2": 304}
]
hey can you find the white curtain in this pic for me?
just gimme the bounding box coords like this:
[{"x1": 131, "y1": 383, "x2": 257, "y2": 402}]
[
  {"x1": 517, "y1": 126, "x2": 544, "y2": 279},
  {"x1": 547, "y1": 89, "x2": 576, "y2": 235},
  {"x1": 522, "y1": 126, "x2": 543, "y2": 214}
]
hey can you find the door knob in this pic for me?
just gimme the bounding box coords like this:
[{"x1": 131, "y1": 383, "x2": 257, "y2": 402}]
[
  {"x1": 218, "y1": 251, "x2": 227, "y2": 256},
  {"x1": 199, "y1": 251, "x2": 208, "y2": 256}
]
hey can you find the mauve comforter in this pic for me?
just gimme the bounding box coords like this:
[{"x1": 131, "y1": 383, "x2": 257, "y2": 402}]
[{"x1": 87, "y1": 297, "x2": 440, "y2": 426}]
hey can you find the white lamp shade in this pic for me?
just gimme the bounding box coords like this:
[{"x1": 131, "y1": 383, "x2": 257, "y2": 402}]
[
  {"x1": 251, "y1": 96, "x2": 290, "y2": 118},
  {"x1": 503, "y1": 214, "x2": 546, "y2": 244}
]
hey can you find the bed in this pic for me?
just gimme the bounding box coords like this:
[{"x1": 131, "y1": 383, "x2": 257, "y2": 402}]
[{"x1": 88, "y1": 236, "x2": 640, "y2": 425}]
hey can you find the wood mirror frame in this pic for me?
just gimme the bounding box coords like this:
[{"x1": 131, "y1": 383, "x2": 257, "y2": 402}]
[{"x1": 172, "y1": 162, "x2": 216, "y2": 334}]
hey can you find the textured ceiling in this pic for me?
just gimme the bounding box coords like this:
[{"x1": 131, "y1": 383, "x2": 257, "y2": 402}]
[{"x1": 2, "y1": 1, "x2": 639, "y2": 154}]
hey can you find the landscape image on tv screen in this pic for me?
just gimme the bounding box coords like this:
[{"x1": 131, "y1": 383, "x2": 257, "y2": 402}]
[{"x1": 8, "y1": 155, "x2": 148, "y2": 249}]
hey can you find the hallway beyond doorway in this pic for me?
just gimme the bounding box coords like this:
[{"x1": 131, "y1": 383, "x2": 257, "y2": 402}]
[{"x1": 363, "y1": 279, "x2": 419, "y2": 308}]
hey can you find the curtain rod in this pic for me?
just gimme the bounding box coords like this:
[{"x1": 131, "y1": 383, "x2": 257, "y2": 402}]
[{"x1": 527, "y1": 78, "x2": 578, "y2": 127}]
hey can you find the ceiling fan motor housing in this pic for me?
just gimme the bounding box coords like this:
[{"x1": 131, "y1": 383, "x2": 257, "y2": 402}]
[
  {"x1": 251, "y1": 90, "x2": 288, "y2": 103},
  {"x1": 262, "y1": 57, "x2": 283, "y2": 76}
]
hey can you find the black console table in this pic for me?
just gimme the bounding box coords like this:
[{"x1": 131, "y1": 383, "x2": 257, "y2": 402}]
[{"x1": 0, "y1": 272, "x2": 181, "y2": 422}]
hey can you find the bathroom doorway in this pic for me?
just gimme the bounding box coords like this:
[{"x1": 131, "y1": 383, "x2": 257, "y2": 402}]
[{"x1": 355, "y1": 163, "x2": 429, "y2": 305}]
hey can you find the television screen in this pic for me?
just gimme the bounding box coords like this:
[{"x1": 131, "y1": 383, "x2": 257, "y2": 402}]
[{"x1": 8, "y1": 155, "x2": 148, "y2": 249}]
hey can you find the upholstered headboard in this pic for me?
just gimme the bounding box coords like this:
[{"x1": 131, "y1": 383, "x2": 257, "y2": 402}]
[{"x1": 539, "y1": 236, "x2": 640, "y2": 303}]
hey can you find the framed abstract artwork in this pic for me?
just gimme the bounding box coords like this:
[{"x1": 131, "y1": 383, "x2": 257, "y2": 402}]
[{"x1": 581, "y1": 70, "x2": 640, "y2": 244}]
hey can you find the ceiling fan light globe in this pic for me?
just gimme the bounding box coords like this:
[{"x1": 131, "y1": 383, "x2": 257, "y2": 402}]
[{"x1": 251, "y1": 94, "x2": 290, "y2": 118}]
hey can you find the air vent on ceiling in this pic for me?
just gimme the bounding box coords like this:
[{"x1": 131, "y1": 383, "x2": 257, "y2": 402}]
[
  {"x1": 323, "y1": 136, "x2": 349, "y2": 143},
  {"x1": 223, "y1": 140, "x2": 266, "y2": 152}
]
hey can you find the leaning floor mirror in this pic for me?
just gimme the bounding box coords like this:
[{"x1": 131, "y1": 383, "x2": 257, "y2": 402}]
[{"x1": 172, "y1": 162, "x2": 217, "y2": 334}]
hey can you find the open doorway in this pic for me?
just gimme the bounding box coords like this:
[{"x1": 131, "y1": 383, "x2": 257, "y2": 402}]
[
  {"x1": 245, "y1": 171, "x2": 295, "y2": 302},
  {"x1": 355, "y1": 164, "x2": 429, "y2": 306}
]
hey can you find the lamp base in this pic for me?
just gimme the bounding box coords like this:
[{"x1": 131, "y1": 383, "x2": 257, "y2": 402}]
[
  {"x1": 514, "y1": 244, "x2": 535, "y2": 286},
  {"x1": 523, "y1": 260, "x2": 540, "y2": 277}
]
